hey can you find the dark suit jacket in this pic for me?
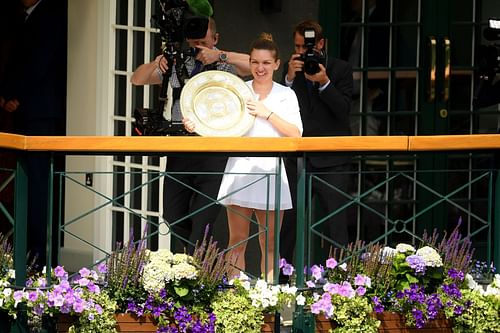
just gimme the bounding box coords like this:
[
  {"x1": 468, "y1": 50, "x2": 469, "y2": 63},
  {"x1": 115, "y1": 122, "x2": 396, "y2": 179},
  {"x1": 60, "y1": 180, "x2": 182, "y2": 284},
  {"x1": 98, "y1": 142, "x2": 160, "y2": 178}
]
[
  {"x1": 1, "y1": 0, "x2": 66, "y2": 127},
  {"x1": 286, "y1": 57, "x2": 353, "y2": 168}
]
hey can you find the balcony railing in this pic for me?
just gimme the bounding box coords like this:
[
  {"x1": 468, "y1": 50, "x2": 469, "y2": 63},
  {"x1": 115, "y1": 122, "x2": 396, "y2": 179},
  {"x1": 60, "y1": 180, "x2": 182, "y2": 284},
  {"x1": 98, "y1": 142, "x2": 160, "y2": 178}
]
[{"x1": 1, "y1": 132, "x2": 499, "y2": 331}]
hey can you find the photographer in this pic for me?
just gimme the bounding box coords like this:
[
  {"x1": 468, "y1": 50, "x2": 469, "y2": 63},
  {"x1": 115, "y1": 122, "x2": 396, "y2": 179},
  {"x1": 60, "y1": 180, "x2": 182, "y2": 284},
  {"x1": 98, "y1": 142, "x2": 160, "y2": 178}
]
[
  {"x1": 131, "y1": 18, "x2": 250, "y2": 85},
  {"x1": 131, "y1": 15, "x2": 250, "y2": 254},
  {"x1": 281, "y1": 20, "x2": 353, "y2": 268}
]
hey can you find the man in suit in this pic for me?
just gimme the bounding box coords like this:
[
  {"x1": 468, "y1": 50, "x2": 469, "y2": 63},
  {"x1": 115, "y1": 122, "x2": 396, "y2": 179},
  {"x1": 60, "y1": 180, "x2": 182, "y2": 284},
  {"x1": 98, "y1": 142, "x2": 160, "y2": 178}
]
[
  {"x1": 0, "y1": 0, "x2": 67, "y2": 268},
  {"x1": 281, "y1": 20, "x2": 353, "y2": 266}
]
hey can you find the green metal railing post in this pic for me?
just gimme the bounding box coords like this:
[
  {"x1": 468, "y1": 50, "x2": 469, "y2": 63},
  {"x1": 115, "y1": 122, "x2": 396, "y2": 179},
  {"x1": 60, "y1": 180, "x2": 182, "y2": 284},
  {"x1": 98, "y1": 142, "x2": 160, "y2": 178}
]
[
  {"x1": 45, "y1": 154, "x2": 54, "y2": 284},
  {"x1": 493, "y1": 169, "x2": 500, "y2": 268},
  {"x1": 12, "y1": 156, "x2": 28, "y2": 333},
  {"x1": 293, "y1": 154, "x2": 313, "y2": 332}
]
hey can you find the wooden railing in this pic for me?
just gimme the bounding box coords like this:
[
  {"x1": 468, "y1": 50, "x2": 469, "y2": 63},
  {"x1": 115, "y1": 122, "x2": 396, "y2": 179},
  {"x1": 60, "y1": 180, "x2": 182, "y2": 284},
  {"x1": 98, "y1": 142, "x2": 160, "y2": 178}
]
[
  {"x1": 2, "y1": 133, "x2": 499, "y2": 153},
  {"x1": 1, "y1": 132, "x2": 499, "y2": 332}
]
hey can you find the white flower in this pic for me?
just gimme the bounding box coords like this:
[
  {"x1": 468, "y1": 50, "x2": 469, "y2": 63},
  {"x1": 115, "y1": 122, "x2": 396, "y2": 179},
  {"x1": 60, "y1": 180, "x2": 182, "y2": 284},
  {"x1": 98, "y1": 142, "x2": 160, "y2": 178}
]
[
  {"x1": 484, "y1": 284, "x2": 500, "y2": 296},
  {"x1": 7, "y1": 269, "x2": 15, "y2": 279},
  {"x1": 415, "y1": 246, "x2": 443, "y2": 267},
  {"x1": 395, "y1": 243, "x2": 416, "y2": 253},
  {"x1": 171, "y1": 262, "x2": 198, "y2": 280},
  {"x1": 465, "y1": 274, "x2": 483, "y2": 294},
  {"x1": 339, "y1": 263, "x2": 348, "y2": 271},
  {"x1": 296, "y1": 294, "x2": 306, "y2": 306},
  {"x1": 173, "y1": 253, "x2": 191, "y2": 264}
]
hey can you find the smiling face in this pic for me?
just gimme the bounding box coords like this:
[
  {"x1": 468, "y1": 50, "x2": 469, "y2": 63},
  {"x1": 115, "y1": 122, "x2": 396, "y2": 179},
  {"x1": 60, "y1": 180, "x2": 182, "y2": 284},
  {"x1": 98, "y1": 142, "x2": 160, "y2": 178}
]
[{"x1": 249, "y1": 49, "x2": 280, "y2": 83}]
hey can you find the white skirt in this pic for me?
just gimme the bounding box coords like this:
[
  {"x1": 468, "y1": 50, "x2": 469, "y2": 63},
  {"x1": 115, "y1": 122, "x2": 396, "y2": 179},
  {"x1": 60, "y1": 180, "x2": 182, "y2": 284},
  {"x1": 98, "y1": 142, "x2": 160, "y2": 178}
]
[{"x1": 217, "y1": 156, "x2": 292, "y2": 210}]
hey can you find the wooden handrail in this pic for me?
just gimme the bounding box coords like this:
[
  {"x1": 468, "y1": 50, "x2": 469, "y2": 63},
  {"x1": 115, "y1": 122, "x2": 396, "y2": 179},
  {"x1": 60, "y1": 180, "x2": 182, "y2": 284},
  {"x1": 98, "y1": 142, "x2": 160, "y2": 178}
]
[
  {"x1": 0, "y1": 132, "x2": 499, "y2": 154},
  {"x1": 409, "y1": 135, "x2": 500, "y2": 151}
]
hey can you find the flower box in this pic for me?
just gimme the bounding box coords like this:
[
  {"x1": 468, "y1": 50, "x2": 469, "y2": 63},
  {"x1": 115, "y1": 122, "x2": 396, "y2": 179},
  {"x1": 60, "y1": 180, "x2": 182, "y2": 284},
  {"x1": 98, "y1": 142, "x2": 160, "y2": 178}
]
[
  {"x1": 261, "y1": 313, "x2": 276, "y2": 332},
  {"x1": 315, "y1": 312, "x2": 453, "y2": 333},
  {"x1": 315, "y1": 314, "x2": 336, "y2": 333},
  {"x1": 376, "y1": 312, "x2": 452, "y2": 332},
  {"x1": 57, "y1": 313, "x2": 157, "y2": 333}
]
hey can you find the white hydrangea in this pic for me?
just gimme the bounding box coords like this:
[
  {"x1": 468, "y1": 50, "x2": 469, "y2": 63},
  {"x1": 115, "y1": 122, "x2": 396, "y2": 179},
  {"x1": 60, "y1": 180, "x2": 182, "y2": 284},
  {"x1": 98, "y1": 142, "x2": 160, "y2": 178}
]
[
  {"x1": 142, "y1": 249, "x2": 198, "y2": 294},
  {"x1": 172, "y1": 253, "x2": 191, "y2": 264},
  {"x1": 395, "y1": 243, "x2": 416, "y2": 253},
  {"x1": 415, "y1": 246, "x2": 443, "y2": 267},
  {"x1": 169, "y1": 262, "x2": 198, "y2": 281}
]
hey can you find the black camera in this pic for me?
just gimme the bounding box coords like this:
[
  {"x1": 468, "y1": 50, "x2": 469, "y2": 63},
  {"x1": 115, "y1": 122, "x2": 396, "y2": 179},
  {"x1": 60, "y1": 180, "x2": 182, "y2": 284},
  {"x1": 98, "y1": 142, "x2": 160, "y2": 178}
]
[
  {"x1": 296, "y1": 29, "x2": 325, "y2": 75},
  {"x1": 133, "y1": 0, "x2": 211, "y2": 136},
  {"x1": 473, "y1": 18, "x2": 500, "y2": 108}
]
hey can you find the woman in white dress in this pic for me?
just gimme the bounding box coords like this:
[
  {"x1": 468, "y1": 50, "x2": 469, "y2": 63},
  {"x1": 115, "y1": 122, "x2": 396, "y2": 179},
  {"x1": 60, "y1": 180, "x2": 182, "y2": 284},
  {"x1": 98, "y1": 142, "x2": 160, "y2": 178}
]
[
  {"x1": 220, "y1": 33, "x2": 303, "y2": 280},
  {"x1": 184, "y1": 33, "x2": 302, "y2": 280}
]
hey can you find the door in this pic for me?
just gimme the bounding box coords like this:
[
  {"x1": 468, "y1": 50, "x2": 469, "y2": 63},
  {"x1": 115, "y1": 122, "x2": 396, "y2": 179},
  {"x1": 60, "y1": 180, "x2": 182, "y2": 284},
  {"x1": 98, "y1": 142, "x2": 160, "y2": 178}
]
[{"x1": 317, "y1": 0, "x2": 499, "y2": 260}]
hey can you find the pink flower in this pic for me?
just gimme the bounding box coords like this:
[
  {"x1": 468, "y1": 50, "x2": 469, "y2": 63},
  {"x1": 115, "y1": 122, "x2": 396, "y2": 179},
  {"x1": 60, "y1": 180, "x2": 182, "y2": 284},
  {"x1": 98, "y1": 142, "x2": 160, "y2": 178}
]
[
  {"x1": 54, "y1": 266, "x2": 67, "y2": 279},
  {"x1": 354, "y1": 274, "x2": 371, "y2": 287},
  {"x1": 78, "y1": 267, "x2": 91, "y2": 278},
  {"x1": 310, "y1": 265, "x2": 324, "y2": 281},
  {"x1": 326, "y1": 258, "x2": 337, "y2": 269},
  {"x1": 356, "y1": 286, "x2": 367, "y2": 296}
]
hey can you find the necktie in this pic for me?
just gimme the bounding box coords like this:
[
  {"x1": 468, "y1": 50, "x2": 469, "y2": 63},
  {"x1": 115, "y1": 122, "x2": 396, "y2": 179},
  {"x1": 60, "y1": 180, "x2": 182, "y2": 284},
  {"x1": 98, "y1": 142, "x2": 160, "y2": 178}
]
[{"x1": 191, "y1": 61, "x2": 202, "y2": 77}]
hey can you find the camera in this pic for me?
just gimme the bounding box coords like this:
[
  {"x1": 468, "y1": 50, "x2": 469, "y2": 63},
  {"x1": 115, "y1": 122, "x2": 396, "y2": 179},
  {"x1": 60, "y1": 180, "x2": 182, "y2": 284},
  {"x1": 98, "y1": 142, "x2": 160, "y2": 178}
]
[
  {"x1": 477, "y1": 18, "x2": 500, "y2": 81},
  {"x1": 133, "y1": 0, "x2": 212, "y2": 136},
  {"x1": 296, "y1": 29, "x2": 325, "y2": 75},
  {"x1": 474, "y1": 18, "x2": 500, "y2": 108}
]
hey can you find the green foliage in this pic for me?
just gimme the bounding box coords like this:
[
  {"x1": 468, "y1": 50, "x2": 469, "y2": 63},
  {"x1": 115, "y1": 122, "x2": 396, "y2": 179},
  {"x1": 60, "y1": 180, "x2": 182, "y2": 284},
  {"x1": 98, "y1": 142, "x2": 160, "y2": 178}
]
[
  {"x1": 329, "y1": 294, "x2": 380, "y2": 333},
  {"x1": 211, "y1": 287, "x2": 263, "y2": 333},
  {"x1": 68, "y1": 291, "x2": 117, "y2": 333},
  {"x1": 452, "y1": 289, "x2": 500, "y2": 333}
]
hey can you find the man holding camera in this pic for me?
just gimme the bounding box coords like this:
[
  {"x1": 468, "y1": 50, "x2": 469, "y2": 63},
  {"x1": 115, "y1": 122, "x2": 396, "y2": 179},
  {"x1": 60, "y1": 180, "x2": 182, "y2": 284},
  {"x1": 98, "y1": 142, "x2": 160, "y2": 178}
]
[
  {"x1": 131, "y1": 15, "x2": 250, "y2": 254},
  {"x1": 281, "y1": 20, "x2": 353, "y2": 266}
]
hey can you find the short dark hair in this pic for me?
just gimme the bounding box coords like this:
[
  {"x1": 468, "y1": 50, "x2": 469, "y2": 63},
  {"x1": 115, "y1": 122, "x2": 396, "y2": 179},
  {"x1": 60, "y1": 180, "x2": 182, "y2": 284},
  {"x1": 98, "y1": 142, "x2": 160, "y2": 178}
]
[{"x1": 293, "y1": 20, "x2": 324, "y2": 42}]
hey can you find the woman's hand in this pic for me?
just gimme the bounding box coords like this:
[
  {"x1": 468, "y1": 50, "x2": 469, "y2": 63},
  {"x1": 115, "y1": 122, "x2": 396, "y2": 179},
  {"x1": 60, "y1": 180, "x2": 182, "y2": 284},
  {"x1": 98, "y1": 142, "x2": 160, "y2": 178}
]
[
  {"x1": 246, "y1": 100, "x2": 272, "y2": 120},
  {"x1": 182, "y1": 117, "x2": 196, "y2": 133}
]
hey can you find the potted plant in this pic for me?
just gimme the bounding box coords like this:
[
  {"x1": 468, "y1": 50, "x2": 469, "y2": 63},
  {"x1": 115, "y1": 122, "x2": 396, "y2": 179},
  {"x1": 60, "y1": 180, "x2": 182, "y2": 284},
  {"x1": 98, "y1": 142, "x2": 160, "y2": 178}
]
[
  {"x1": 280, "y1": 221, "x2": 478, "y2": 332},
  {"x1": 211, "y1": 272, "x2": 298, "y2": 333},
  {"x1": 450, "y1": 273, "x2": 500, "y2": 332}
]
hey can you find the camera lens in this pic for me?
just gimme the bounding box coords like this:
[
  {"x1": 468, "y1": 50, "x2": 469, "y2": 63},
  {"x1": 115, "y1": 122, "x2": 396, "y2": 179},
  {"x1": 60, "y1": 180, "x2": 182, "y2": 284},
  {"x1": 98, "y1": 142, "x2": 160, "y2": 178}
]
[{"x1": 304, "y1": 58, "x2": 320, "y2": 75}]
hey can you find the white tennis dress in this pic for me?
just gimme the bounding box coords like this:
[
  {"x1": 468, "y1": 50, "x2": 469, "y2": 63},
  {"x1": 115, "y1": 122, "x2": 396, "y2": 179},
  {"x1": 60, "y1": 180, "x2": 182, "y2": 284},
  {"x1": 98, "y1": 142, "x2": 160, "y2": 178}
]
[{"x1": 217, "y1": 81, "x2": 303, "y2": 210}]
